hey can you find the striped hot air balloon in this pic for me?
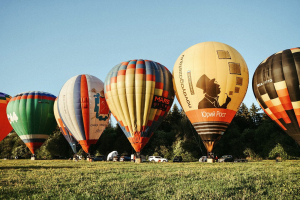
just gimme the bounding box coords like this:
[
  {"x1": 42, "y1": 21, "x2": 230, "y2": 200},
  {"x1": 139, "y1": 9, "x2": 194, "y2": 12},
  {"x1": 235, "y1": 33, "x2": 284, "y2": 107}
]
[
  {"x1": 173, "y1": 42, "x2": 249, "y2": 153},
  {"x1": 6, "y1": 91, "x2": 57, "y2": 155},
  {"x1": 252, "y1": 47, "x2": 300, "y2": 144},
  {"x1": 53, "y1": 98, "x2": 78, "y2": 154},
  {"x1": 57, "y1": 74, "x2": 110, "y2": 154},
  {"x1": 104, "y1": 59, "x2": 175, "y2": 161},
  {"x1": 0, "y1": 92, "x2": 12, "y2": 142}
]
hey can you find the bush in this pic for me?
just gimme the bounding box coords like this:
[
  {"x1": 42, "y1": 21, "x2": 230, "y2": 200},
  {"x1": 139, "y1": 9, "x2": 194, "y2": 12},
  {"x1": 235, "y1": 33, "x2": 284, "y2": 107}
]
[{"x1": 268, "y1": 143, "x2": 290, "y2": 160}]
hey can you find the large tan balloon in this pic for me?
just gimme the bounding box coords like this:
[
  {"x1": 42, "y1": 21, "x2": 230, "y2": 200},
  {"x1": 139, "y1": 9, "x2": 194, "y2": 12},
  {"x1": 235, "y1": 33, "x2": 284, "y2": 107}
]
[{"x1": 173, "y1": 41, "x2": 249, "y2": 152}]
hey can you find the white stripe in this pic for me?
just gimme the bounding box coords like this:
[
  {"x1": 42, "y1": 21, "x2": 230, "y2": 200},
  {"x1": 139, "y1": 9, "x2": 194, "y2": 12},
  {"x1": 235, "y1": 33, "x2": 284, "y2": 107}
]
[{"x1": 19, "y1": 134, "x2": 49, "y2": 140}]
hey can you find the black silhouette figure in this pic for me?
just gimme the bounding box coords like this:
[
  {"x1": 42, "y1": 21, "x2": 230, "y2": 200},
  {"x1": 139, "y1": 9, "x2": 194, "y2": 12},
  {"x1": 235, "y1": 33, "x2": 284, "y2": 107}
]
[{"x1": 197, "y1": 75, "x2": 231, "y2": 109}]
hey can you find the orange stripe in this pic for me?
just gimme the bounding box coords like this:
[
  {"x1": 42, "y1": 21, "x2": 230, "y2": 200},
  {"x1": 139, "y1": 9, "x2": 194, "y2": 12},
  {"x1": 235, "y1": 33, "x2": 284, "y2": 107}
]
[
  {"x1": 290, "y1": 48, "x2": 299, "y2": 50},
  {"x1": 81, "y1": 75, "x2": 90, "y2": 141},
  {"x1": 58, "y1": 119, "x2": 67, "y2": 135},
  {"x1": 294, "y1": 108, "x2": 300, "y2": 115},
  {"x1": 122, "y1": 61, "x2": 129, "y2": 66},
  {"x1": 111, "y1": 77, "x2": 117, "y2": 83},
  {"x1": 106, "y1": 85, "x2": 111, "y2": 92},
  {"x1": 136, "y1": 68, "x2": 145, "y2": 74},
  {"x1": 277, "y1": 88, "x2": 289, "y2": 97},
  {"x1": 127, "y1": 64, "x2": 136, "y2": 69},
  {"x1": 137, "y1": 60, "x2": 144, "y2": 64},
  {"x1": 186, "y1": 108, "x2": 236, "y2": 123},
  {"x1": 117, "y1": 70, "x2": 126, "y2": 76},
  {"x1": 125, "y1": 126, "x2": 129, "y2": 132},
  {"x1": 146, "y1": 74, "x2": 155, "y2": 81}
]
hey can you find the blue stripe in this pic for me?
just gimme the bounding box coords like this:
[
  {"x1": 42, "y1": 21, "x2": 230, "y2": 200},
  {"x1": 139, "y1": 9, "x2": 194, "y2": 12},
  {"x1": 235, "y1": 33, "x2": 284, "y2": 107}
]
[{"x1": 74, "y1": 75, "x2": 86, "y2": 140}]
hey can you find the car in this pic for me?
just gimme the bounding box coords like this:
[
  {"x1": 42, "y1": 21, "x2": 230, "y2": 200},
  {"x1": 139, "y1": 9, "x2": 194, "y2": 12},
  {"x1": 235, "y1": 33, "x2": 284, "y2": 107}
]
[
  {"x1": 218, "y1": 155, "x2": 234, "y2": 162},
  {"x1": 199, "y1": 156, "x2": 207, "y2": 162},
  {"x1": 94, "y1": 156, "x2": 105, "y2": 161},
  {"x1": 173, "y1": 156, "x2": 183, "y2": 162},
  {"x1": 148, "y1": 156, "x2": 168, "y2": 162},
  {"x1": 120, "y1": 156, "x2": 131, "y2": 162}
]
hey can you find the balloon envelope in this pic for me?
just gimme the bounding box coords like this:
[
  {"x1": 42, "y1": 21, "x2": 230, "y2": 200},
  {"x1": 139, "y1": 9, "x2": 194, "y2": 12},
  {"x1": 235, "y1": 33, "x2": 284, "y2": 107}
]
[
  {"x1": 6, "y1": 91, "x2": 57, "y2": 154},
  {"x1": 173, "y1": 41, "x2": 249, "y2": 152},
  {"x1": 252, "y1": 47, "x2": 300, "y2": 144},
  {"x1": 104, "y1": 59, "x2": 175, "y2": 153},
  {"x1": 58, "y1": 74, "x2": 110, "y2": 153},
  {"x1": 54, "y1": 98, "x2": 78, "y2": 154},
  {"x1": 0, "y1": 92, "x2": 13, "y2": 142}
]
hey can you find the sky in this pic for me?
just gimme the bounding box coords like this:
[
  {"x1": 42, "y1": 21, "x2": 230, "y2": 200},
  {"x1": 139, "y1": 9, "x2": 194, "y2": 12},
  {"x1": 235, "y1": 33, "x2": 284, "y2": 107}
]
[{"x1": 1, "y1": 1, "x2": 300, "y2": 125}]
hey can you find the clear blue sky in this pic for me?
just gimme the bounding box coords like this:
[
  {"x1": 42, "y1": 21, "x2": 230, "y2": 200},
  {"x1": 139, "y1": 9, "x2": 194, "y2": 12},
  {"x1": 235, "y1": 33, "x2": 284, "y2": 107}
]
[{"x1": 1, "y1": 1, "x2": 300, "y2": 125}]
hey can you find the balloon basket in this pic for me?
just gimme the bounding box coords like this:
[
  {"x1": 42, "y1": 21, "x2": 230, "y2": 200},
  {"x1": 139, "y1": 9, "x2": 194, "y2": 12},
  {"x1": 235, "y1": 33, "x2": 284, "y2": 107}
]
[
  {"x1": 207, "y1": 158, "x2": 214, "y2": 163},
  {"x1": 31, "y1": 157, "x2": 36, "y2": 161}
]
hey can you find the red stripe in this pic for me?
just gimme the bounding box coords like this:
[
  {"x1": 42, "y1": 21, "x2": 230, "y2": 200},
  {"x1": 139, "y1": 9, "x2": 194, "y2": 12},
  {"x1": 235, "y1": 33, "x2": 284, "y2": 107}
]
[
  {"x1": 154, "y1": 115, "x2": 159, "y2": 121},
  {"x1": 81, "y1": 75, "x2": 90, "y2": 141},
  {"x1": 146, "y1": 74, "x2": 155, "y2": 81},
  {"x1": 147, "y1": 120, "x2": 153, "y2": 127},
  {"x1": 162, "y1": 90, "x2": 169, "y2": 98},
  {"x1": 136, "y1": 68, "x2": 145, "y2": 74},
  {"x1": 155, "y1": 82, "x2": 164, "y2": 89},
  {"x1": 20, "y1": 95, "x2": 55, "y2": 101}
]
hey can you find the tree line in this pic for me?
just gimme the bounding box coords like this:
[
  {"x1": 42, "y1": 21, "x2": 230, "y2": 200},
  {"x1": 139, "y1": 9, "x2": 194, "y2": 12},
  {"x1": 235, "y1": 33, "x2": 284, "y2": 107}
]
[{"x1": 1, "y1": 103, "x2": 300, "y2": 160}]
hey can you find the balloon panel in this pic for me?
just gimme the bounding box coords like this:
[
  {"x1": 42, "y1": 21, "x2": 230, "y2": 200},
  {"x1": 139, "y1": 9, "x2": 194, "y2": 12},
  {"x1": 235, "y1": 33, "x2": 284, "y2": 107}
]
[
  {"x1": 58, "y1": 74, "x2": 110, "y2": 153},
  {"x1": 6, "y1": 91, "x2": 57, "y2": 154},
  {"x1": 53, "y1": 99, "x2": 78, "y2": 154},
  {"x1": 253, "y1": 47, "x2": 300, "y2": 144},
  {"x1": 104, "y1": 59, "x2": 174, "y2": 152},
  {"x1": 0, "y1": 92, "x2": 12, "y2": 142},
  {"x1": 173, "y1": 42, "x2": 249, "y2": 152}
]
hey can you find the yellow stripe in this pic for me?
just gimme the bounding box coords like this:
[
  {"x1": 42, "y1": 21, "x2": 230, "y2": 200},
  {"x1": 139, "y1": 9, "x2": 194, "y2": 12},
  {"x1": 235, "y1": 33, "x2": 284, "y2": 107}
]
[
  {"x1": 271, "y1": 98, "x2": 281, "y2": 106},
  {"x1": 261, "y1": 94, "x2": 270, "y2": 102},
  {"x1": 274, "y1": 81, "x2": 287, "y2": 90},
  {"x1": 291, "y1": 49, "x2": 300, "y2": 53},
  {"x1": 292, "y1": 101, "x2": 300, "y2": 109}
]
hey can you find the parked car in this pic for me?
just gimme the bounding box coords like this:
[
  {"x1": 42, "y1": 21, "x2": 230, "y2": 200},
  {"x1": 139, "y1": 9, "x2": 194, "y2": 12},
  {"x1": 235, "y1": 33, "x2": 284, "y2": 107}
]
[
  {"x1": 199, "y1": 156, "x2": 207, "y2": 162},
  {"x1": 94, "y1": 156, "x2": 105, "y2": 161},
  {"x1": 120, "y1": 156, "x2": 131, "y2": 162},
  {"x1": 148, "y1": 156, "x2": 168, "y2": 162},
  {"x1": 218, "y1": 155, "x2": 234, "y2": 162},
  {"x1": 173, "y1": 156, "x2": 183, "y2": 162}
]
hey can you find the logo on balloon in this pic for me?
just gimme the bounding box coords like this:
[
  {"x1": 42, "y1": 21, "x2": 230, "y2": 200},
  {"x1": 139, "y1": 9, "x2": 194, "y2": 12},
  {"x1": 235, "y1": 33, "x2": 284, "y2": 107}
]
[
  {"x1": 94, "y1": 93, "x2": 109, "y2": 121},
  {"x1": 7, "y1": 112, "x2": 18, "y2": 123},
  {"x1": 152, "y1": 95, "x2": 170, "y2": 111}
]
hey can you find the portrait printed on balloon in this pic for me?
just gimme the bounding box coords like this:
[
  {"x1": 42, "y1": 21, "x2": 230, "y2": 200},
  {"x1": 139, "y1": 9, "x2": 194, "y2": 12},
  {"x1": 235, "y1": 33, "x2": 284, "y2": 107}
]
[{"x1": 197, "y1": 74, "x2": 231, "y2": 109}]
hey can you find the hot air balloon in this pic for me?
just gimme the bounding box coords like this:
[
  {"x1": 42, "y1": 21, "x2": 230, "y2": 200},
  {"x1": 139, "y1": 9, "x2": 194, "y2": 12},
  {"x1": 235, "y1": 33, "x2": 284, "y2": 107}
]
[
  {"x1": 104, "y1": 59, "x2": 175, "y2": 162},
  {"x1": 54, "y1": 98, "x2": 78, "y2": 154},
  {"x1": 0, "y1": 92, "x2": 13, "y2": 142},
  {"x1": 6, "y1": 91, "x2": 57, "y2": 156},
  {"x1": 173, "y1": 41, "x2": 249, "y2": 153},
  {"x1": 57, "y1": 74, "x2": 110, "y2": 154},
  {"x1": 252, "y1": 47, "x2": 300, "y2": 144}
]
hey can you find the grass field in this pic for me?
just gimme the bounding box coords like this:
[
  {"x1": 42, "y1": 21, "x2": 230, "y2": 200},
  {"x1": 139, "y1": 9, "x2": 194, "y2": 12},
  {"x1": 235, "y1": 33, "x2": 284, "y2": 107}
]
[{"x1": 0, "y1": 160, "x2": 300, "y2": 199}]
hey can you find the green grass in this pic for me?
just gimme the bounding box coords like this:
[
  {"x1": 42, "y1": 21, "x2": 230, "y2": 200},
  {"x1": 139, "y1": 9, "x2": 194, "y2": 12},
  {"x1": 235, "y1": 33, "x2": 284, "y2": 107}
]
[{"x1": 1, "y1": 160, "x2": 300, "y2": 199}]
